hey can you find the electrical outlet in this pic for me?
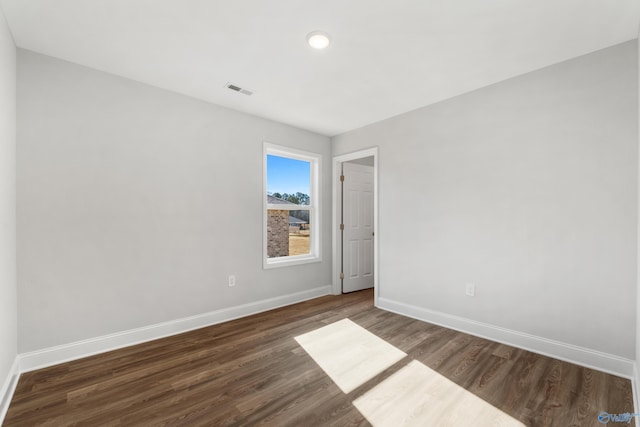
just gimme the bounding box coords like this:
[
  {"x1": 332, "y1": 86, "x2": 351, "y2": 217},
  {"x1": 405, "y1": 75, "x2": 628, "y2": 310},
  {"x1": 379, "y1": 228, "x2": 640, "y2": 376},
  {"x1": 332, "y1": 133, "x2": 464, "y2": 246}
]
[
  {"x1": 465, "y1": 283, "x2": 475, "y2": 297},
  {"x1": 228, "y1": 275, "x2": 236, "y2": 287}
]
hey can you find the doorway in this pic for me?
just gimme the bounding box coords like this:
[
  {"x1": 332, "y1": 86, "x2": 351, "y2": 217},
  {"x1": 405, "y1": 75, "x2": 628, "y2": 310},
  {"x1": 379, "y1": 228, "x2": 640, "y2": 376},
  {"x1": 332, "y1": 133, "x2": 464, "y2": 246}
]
[
  {"x1": 332, "y1": 148, "x2": 378, "y2": 301},
  {"x1": 342, "y1": 159, "x2": 374, "y2": 292}
]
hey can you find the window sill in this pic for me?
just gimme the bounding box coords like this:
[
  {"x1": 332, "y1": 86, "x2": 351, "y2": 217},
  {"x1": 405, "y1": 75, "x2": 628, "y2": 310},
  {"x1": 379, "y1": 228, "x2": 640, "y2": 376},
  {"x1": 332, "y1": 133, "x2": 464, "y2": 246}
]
[{"x1": 263, "y1": 255, "x2": 322, "y2": 269}]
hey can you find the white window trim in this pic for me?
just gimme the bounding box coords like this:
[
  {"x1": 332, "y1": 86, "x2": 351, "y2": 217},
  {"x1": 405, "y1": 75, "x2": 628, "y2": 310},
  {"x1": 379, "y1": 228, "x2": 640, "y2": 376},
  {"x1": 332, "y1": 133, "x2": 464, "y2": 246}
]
[{"x1": 263, "y1": 142, "x2": 321, "y2": 269}]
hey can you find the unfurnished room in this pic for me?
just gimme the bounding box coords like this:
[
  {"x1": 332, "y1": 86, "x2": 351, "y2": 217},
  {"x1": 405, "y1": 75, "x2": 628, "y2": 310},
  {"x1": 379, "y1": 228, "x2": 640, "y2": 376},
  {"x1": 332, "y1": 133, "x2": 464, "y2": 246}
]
[{"x1": 1, "y1": 1, "x2": 640, "y2": 426}]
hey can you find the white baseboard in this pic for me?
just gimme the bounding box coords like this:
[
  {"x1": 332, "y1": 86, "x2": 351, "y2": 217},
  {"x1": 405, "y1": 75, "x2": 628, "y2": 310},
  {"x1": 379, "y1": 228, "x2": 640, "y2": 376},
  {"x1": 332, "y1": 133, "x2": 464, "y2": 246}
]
[
  {"x1": 20, "y1": 285, "x2": 332, "y2": 373},
  {"x1": 0, "y1": 356, "x2": 20, "y2": 425},
  {"x1": 377, "y1": 297, "x2": 634, "y2": 379}
]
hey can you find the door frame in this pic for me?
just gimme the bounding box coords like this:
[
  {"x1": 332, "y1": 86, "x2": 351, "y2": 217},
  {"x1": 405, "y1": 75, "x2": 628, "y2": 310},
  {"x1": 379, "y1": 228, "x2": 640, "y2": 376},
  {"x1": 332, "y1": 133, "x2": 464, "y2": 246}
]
[{"x1": 331, "y1": 147, "x2": 379, "y2": 304}]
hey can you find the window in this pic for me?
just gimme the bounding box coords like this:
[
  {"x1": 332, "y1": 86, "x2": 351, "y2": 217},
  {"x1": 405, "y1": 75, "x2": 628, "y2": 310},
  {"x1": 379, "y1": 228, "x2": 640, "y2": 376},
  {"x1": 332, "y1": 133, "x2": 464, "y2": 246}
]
[{"x1": 264, "y1": 143, "x2": 320, "y2": 268}]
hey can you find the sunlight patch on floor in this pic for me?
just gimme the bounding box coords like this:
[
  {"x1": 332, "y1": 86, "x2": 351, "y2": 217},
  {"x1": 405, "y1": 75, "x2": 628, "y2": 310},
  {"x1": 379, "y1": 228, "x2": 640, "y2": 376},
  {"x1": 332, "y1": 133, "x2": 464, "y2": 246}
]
[
  {"x1": 294, "y1": 318, "x2": 406, "y2": 393},
  {"x1": 353, "y1": 360, "x2": 525, "y2": 427},
  {"x1": 296, "y1": 319, "x2": 525, "y2": 427}
]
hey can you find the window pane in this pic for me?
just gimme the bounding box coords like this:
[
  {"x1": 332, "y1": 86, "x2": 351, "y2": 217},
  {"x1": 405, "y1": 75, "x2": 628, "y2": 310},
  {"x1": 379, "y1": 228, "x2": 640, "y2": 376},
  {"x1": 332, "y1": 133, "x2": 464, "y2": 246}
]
[
  {"x1": 267, "y1": 155, "x2": 311, "y2": 205},
  {"x1": 267, "y1": 209, "x2": 311, "y2": 258}
]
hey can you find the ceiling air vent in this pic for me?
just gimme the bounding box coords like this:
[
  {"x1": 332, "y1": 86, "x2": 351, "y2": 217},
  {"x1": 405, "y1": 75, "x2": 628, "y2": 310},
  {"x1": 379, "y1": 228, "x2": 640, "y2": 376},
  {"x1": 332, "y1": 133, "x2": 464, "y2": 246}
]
[{"x1": 225, "y1": 82, "x2": 253, "y2": 96}]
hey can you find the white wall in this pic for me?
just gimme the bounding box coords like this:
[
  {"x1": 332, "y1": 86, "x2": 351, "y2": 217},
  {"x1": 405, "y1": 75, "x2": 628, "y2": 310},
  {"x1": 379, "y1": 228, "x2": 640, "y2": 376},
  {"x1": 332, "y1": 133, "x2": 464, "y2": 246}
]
[
  {"x1": 17, "y1": 50, "x2": 331, "y2": 353},
  {"x1": 0, "y1": 1, "x2": 17, "y2": 405},
  {"x1": 333, "y1": 41, "x2": 638, "y2": 360},
  {"x1": 636, "y1": 29, "x2": 640, "y2": 397}
]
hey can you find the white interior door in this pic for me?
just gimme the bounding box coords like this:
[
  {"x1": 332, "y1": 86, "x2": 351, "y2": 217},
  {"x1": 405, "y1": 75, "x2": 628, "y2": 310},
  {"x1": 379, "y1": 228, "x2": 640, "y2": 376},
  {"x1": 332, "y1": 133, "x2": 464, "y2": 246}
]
[{"x1": 342, "y1": 162, "x2": 374, "y2": 292}]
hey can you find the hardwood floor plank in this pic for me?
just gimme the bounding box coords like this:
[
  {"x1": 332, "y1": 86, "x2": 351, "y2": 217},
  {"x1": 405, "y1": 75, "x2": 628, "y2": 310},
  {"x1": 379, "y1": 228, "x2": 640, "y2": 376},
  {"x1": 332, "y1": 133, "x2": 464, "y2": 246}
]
[{"x1": 4, "y1": 289, "x2": 633, "y2": 426}]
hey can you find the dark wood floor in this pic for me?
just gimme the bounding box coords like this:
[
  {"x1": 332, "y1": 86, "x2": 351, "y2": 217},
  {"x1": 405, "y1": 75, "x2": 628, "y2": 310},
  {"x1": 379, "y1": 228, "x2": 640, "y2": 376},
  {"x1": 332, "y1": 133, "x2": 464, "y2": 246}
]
[{"x1": 4, "y1": 289, "x2": 633, "y2": 426}]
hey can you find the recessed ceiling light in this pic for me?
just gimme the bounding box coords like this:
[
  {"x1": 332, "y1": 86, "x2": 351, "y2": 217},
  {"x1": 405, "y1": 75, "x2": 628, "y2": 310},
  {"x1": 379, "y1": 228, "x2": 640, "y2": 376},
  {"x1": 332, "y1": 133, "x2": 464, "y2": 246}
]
[{"x1": 307, "y1": 31, "x2": 331, "y2": 49}]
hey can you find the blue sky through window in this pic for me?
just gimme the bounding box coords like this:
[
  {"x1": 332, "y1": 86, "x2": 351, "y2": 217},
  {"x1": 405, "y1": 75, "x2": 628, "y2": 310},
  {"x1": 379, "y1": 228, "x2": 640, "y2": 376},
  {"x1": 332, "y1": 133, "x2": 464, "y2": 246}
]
[{"x1": 267, "y1": 155, "x2": 310, "y2": 195}]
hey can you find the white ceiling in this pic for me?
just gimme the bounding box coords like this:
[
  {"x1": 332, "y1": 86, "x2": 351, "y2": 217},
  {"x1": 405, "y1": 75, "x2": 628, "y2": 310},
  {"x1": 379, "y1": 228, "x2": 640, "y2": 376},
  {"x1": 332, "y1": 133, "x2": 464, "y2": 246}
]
[{"x1": 1, "y1": 1, "x2": 639, "y2": 136}]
